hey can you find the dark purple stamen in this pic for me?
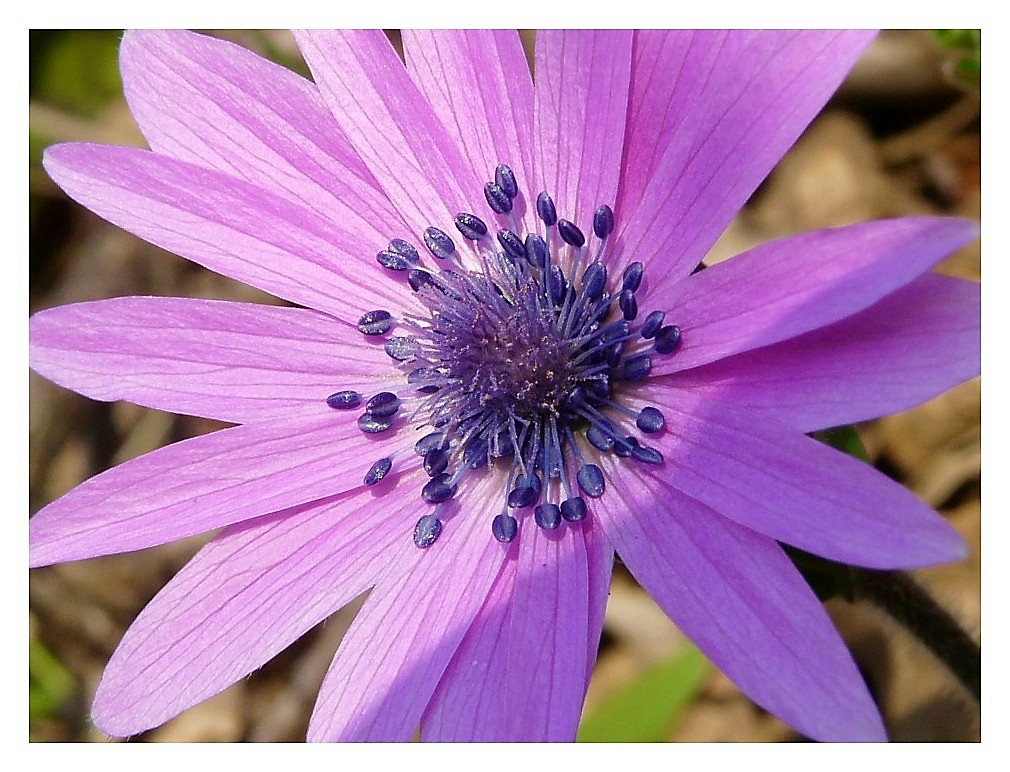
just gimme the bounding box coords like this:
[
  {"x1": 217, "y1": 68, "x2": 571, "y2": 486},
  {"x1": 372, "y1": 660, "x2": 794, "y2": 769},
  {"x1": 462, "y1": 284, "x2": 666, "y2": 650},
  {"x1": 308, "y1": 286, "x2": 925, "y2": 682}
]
[
  {"x1": 424, "y1": 227, "x2": 457, "y2": 260},
  {"x1": 492, "y1": 513, "x2": 519, "y2": 543},
  {"x1": 338, "y1": 162, "x2": 681, "y2": 547},
  {"x1": 413, "y1": 514, "x2": 443, "y2": 548},
  {"x1": 327, "y1": 390, "x2": 362, "y2": 410},
  {"x1": 357, "y1": 309, "x2": 393, "y2": 336},
  {"x1": 536, "y1": 191, "x2": 557, "y2": 226},
  {"x1": 364, "y1": 457, "x2": 392, "y2": 485},
  {"x1": 557, "y1": 219, "x2": 585, "y2": 248}
]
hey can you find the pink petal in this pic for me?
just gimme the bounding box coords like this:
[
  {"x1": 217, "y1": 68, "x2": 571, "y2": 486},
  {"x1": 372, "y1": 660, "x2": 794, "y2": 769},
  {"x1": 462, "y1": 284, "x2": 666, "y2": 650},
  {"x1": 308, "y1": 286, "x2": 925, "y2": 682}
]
[
  {"x1": 662, "y1": 273, "x2": 980, "y2": 432},
  {"x1": 642, "y1": 390, "x2": 966, "y2": 569},
  {"x1": 421, "y1": 520, "x2": 611, "y2": 741},
  {"x1": 649, "y1": 217, "x2": 979, "y2": 376},
  {"x1": 29, "y1": 297, "x2": 388, "y2": 424},
  {"x1": 595, "y1": 479, "x2": 886, "y2": 742},
  {"x1": 534, "y1": 30, "x2": 633, "y2": 230},
  {"x1": 29, "y1": 410, "x2": 391, "y2": 566},
  {"x1": 617, "y1": 31, "x2": 875, "y2": 281},
  {"x1": 93, "y1": 482, "x2": 421, "y2": 737},
  {"x1": 42, "y1": 143, "x2": 408, "y2": 321},
  {"x1": 294, "y1": 30, "x2": 482, "y2": 239},
  {"x1": 617, "y1": 31, "x2": 732, "y2": 219},
  {"x1": 307, "y1": 476, "x2": 508, "y2": 741},
  {"x1": 403, "y1": 30, "x2": 535, "y2": 203},
  {"x1": 120, "y1": 30, "x2": 411, "y2": 245}
]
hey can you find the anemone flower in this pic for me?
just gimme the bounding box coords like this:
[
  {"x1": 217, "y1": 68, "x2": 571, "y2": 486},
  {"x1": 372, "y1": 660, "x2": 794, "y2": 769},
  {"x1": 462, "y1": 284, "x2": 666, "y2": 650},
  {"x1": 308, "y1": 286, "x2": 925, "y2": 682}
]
[{"x1": 29, "y1": 29, "x2": 980, "y2": 743}]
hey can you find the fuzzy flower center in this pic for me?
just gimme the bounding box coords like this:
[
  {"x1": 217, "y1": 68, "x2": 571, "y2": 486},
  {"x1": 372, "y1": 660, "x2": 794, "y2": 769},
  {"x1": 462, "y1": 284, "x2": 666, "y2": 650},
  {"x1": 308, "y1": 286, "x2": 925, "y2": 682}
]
[{"x1": 326, "y1": 164, "x2": 682, "y2": 548}]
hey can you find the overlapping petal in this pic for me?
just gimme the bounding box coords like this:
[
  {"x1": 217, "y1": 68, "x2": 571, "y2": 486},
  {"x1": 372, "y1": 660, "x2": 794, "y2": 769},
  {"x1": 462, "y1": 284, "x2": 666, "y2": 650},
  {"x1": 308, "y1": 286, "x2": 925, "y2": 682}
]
[
  {"x1": 29, "y1": 411, "x2": 384, "y2": 566},
  {"x1": 120, "y1": 30, "x2": 411, "y2": 246},
  {"x1": 42, "y1": 144, "x2": 409, "y2": 320},
  {"x1": 595, "y1": 480, "x2": 886, "y2": 742},
  {"x1": 616, "y1": 30, "x2": 875, "y2": 280},
  {"x1": 639, "y1": 390, "x2": 966, "y2": 568},
  {"x1": 29, "y1": 297, "x2": 388, "y2": 424},
  {"x1": 93, "y1": 481, "x2": 422, "y2": 737},
  {"x1": 403, "y1": 30, "x2": 535, "y2": 205},
  {"x1": 307, "y1": 476, "x2": 508, "y2": 741},
  {"x1": 421, "y1": 521, "x2": 610, "y2": 741},
  {"x1": 659, "y1": 273, "x2": 980, "y2": 432},
  {"x1": 294, "y1": 30, "x2": 482, "y2": 238},
  {"x1": 649, "y1": 217, "x2": 979, "y2": 376},
  {"x1": 534, "y1": 30, "x2": 633, "y2": 230}
]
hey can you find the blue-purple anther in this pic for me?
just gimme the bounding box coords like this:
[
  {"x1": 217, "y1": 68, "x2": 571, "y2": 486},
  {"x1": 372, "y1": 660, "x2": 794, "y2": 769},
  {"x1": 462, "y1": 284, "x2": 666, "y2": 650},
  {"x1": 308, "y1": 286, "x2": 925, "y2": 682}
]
[{"x1": 325, "y1": 163, "x2": 682, "y2": 548}]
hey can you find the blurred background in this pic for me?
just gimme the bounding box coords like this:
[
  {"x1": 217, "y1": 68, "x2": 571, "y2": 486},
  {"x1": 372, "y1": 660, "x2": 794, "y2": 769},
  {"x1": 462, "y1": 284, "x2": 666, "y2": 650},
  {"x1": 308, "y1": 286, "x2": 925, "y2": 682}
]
[{"x1": 28, "y1": 30, "x2": 981, "y2": 742}]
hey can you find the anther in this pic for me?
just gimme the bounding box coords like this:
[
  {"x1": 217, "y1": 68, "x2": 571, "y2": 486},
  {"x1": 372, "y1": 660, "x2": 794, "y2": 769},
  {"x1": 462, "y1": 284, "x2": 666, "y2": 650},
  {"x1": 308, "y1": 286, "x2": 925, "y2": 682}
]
[
  {"x1": 423, "y1": 227, "x2": 457, "y2": 260},
  {"x1": 384, "y1": 337, "x2": 416, "y2": 361},
  {"x1": 492, "y1": 513, "x2": 519, "y2": 543},
  {"x1": 593, "y1": 205, "x2": 615, "y2": 239},
  {"x1": 364, "y1": 457, "x2": 392, "y2": 485},
  {"x1": 558, "y1": 219, "x2": 586, "y2": 248},
  {"x1": 413, "y1": 514, "x2": 443, "y2": 548},
  {"x1": 622, "y1": 262, "x2": 644, "y2": 292},
  {"x1": 560, "y1": 497, "x2": 588, "y2": 522},
  {"x1": 414, "y1": 432, "x2": 446, "y2": 456},
  {"x1": 484, "y1": 182, "x2": 513, "y2": 214},
  {"x1": 389, "y1": 239, "x2": 421, "y2": 264},
  {"x1": 423, "y1": 447, "x2": 450, "y2": 477},
  {"x1": 640, "y1": 310, "x2": 665, "y2": 339},
  {"x1": 654, "y1": 325, "x2": 683, "y2": 355},
  {"x1": 365, "y1": 392, "x2": 400, "y2": 417},
  {"x1": 422, "y1": 473, "x2": 457, "y2": 504},
  {"x1": 576, "y1": 464, "x2": 605, "y2": 498},
  {"x1": 454, "y1": 212, "x2": 488, "y2": 241},
  {"x1": 497, "y1": 229, "x2": 526, "y2": 261},
  {"x1": 621, "y1": 353, "x2": 652, "y2": 381},
  {"x1": 495, "y1": 164, "x2": 518, "y2": 199},
  {"x1": 536, "y1": 191, "x2": 557, "y2": 226},
  {"x1": 525, "y1": 233, "x2": 549, "y2": 270},
  {"x1": 357, "y1": 309, "x2": 393, "y2": 336},
  {"x1": 631, "y1": 445, "x2": 664, "y2": 465},
  {"x1": 581, "y1": 262, "x2": 607, "y2": 300},
  {"x1": 636, "y1": 406, "x2": 665, "y2": 433},
  {"x1": 376, "y1": 249, "x2": 410, "y2": 272},
  {"x1": 407, "y1": 269, "x2": 434, "y2": 292},
  {"x1": 535, "y1": 503, "x2": 562, "y2": 529},
  {"x1": 326, "y1": 390, "x2": 362, "y2": 410},
  {"x1": 618, "y1": 289, "x2": 638, "y2": 321},
  {"x1": 357, "y1": 413, "x2": 395, "y2": 434}
]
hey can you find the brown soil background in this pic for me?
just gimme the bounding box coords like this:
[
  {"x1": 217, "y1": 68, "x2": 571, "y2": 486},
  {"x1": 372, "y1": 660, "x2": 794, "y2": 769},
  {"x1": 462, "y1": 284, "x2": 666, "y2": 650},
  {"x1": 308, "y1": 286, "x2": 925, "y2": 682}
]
[{"x1": 28, "y1": 30, "x2": 981, "y2": 742}]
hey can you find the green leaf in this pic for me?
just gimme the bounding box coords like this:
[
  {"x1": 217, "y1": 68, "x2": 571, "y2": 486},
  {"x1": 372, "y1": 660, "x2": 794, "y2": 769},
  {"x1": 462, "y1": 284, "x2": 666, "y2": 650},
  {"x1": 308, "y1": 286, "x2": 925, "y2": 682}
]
[
  {"x1": 29, "y1": 636, "x2": 75, "y2": 720},
  {"x1": 812, "y1": 424, "x2": 869, "y2": 462},
  {"x1": 577, "y1": 645, "x2": 709, "y2": 742}
]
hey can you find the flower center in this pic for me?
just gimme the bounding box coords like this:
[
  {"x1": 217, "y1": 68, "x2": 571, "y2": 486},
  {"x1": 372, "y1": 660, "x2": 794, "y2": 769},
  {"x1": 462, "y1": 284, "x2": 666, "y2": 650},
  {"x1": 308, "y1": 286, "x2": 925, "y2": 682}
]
[{"x1": 327, "y1": 164, "x2": 682, "y2": 548}]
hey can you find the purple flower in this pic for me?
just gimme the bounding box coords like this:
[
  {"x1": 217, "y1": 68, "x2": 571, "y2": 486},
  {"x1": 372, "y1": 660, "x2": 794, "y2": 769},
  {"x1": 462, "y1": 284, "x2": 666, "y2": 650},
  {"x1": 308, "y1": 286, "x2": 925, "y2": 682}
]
[{"x1": 29, "y1": 30, "x2": 980, "y2": 742}]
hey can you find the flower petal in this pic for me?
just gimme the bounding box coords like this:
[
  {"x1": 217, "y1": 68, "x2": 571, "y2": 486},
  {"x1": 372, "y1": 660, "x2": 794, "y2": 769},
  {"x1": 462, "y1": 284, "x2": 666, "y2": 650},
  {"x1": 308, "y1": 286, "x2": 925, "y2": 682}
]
[
  {"x1": 29, "y1": 297, "x2": 389, "y2": 424},
  {"x1": 642, "y1": 390, "x2": 966, "y2": 568},
  {"x1": 92, "y1": 482, "x2": 419, "y2": 737},
  {"x1": 403, "y1": 30, "x2": 535, "y2": 201},
  {"x1": 42, "y1": 143, "x2": 408, "y2": 320},
  {"x1": 595, "y1": 480, "x2": 886, "y2": 742},
  {"x1": 294, "y1": 30, "x2": 482, "y2": 238},
  {"x1": 649, "y1": 217, "x2": 979, "y2": 375},
  {"x1": 617, "y1": 30, "x2": 875, "y2": 280},
  {"x1": 617, "y1": 31, "x2": 732, "y2": 219},
  {"x1": 534, "y1": 30, "x2": 633, "y2": 229},
  {"x1": 29, "y1": 410, "x2": 385, "y2": 566},
  {"x1": 421, "y1": 520, "x2": 611, "y2": 741},
  {"x1": 307, "y1": 477, "x2": 507, "y2": 741},
  {"x1": 660, "y1": 273, "x2": 980, "y2": 432},
  {"x1": 119, "y1": 30, "x2": 410, "y2": 245}
]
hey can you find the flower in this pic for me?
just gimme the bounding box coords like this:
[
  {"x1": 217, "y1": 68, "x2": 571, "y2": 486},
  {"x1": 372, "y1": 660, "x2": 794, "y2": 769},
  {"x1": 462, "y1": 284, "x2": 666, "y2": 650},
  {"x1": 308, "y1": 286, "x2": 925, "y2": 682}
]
[{"x1": 29, "y1": 29, "x2": 980, "y2": 743}]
